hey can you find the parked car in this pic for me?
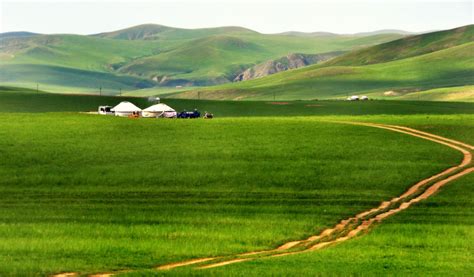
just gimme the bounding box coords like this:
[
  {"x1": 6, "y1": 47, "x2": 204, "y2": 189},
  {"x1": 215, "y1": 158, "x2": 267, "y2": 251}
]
[
  {"x1": 177, "y1": 109, "x2": 201, "y2": 119},
  {"x1": 98, "y1": 105, "x2": 114, "y2": 115}
]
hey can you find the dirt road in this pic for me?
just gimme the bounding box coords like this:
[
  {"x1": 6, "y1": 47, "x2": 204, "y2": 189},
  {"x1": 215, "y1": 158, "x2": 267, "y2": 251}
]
[{"x1": 53, "y1": 122, "x2": 473, "y2": 276}]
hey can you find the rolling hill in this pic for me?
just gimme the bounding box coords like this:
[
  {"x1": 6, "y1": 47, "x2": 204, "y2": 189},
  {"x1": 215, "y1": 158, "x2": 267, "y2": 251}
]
[
  {"x1": 325, "y1": 25, "x2": 474, "y2": 66},
  {"x1": 0, "y1": 24, "x2": 405, "y2": 92},
  {"x1": 93, "y1": 24, "x2": 258, "y2": 40},
  {"x1": 175, "y1": 25, "x2": 474, "y2": 101}
]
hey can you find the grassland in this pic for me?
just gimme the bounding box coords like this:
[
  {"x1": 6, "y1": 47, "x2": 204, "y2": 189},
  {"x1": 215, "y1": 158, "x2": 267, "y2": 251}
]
[
  {"x1": 177, "y1": 26, "x2": 474, "y2": 101},
  {"x1": 0, "y1": 113, "x2": 463, "y2": 276},
  {"x1": 191, "y1": 173, "x2": 473, "y2": 276},
  {"x1": 324, "y1": 24, "x2": 474, "y2": 66},
  {"x1": 1, "y1": 87, "x2": 473, "y2": 275},
  {"x1": 2, "y1": 86, "x2": 474, "y2": 116},
  {"x1": 383, "y1": 85, "x2": 474, "y2": 102},
  {"x1": 179, "y1": 42, "x2": 474, "y2": 100}
]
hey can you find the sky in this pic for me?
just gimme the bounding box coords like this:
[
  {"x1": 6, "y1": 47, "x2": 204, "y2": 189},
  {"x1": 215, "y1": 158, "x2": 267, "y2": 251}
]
[{"x1": 1, "y1": 0, "x2": 472, "y2": 35}]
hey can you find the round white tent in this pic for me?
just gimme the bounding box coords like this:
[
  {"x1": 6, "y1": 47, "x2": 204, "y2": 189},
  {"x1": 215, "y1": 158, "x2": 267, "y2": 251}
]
[
  {"x1": 142, "y1": 103, "x2": 177, "y2": 118},
  {"x1": 111, "y1": 101, "x2": 142, "y2": 117}
]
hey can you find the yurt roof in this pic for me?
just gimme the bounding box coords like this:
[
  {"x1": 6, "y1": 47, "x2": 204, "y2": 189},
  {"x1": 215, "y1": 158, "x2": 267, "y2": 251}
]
[
  {"x1": 143, "y1": 103, "x2": 175, "y2": 112},
  {"x1": 111, "y1": 101, "x2": 142, "y2": 112}
]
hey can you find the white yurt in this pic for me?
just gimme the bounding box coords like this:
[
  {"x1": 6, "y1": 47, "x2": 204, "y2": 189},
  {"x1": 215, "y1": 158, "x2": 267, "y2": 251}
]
[
  {"x1": 111, "y1": 101, "x2": 142, "y2": 117},
  {"x1": 348, "y1": 95, "x2": 359, "y2": 101},
  {"x1": 142, "y1": 103, "x2": 177, "y2": 118}
]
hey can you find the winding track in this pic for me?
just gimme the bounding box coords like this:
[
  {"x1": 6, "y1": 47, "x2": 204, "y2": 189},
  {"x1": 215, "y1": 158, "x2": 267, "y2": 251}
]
[{"x1": 52, "y1": 122, "x2": 473, "y2": 276}]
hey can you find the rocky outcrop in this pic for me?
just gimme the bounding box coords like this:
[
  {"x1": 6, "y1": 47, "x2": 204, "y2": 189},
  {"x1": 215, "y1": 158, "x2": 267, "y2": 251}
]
[{"x1": 233, "y1": 51, "x2": 344, "y2": 82}]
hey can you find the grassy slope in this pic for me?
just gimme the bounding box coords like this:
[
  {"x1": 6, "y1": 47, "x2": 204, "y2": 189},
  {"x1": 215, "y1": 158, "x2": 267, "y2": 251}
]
[
  {"x1": 325, "y1": 24, "x2": 474, "y2": 66},
  {"x1": 0, "y1": 34, "x2": 160, "y2": 70},
  {"x1": 0, "y1": 25, "x2": 404, "y2": 91},
  {"x1": 0, "y1": 35, "x2": 160, "y2": 90},
  {"x1": 180, "y1": 42, "x2": 474, "y2": 100},
  {"x1": 388, "y1": 85, "x2": 474, "y2": 102},
  {"x1": 177, "y1": 25, "x2": 474, "y2": 101},
  {"x1": 116, "y1": 33, "x2": 403, "y2": 85}
]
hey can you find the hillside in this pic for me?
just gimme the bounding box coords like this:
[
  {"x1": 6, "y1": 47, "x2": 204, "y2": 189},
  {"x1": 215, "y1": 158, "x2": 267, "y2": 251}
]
[
  {"x1": 113, "y1": 32, "x2": 404, "y2": 86},
  {"x1": 0, "y1": 24, "x2": 405, "y2": 91},
  {"x1": 233, "y1": 51, "x2": 344, "y2": 82},
  {"x1": 325, "y1": 25, "x2": 473, "y2": 66},
  {"x1": 117, "y1": 35, "x2": 268, "y2": 86},
  {"x1": 173, "y1": 26, "x2": 474, "y2": 101},
  {"x1": 175, "y1": 41, "x2": 474, "y2": 100}
]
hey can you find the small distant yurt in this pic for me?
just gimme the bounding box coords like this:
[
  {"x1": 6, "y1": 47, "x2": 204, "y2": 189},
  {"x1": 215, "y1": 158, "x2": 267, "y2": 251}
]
[
  {"x1": 348, "y1": 95, "x2": 359, "y2": 101},
  {"x1": 111, "y1": 101, "x2": 142, "y2": 117},
  {"x1": 142, "y1": 103, "x2": 177, "y2": 118}
]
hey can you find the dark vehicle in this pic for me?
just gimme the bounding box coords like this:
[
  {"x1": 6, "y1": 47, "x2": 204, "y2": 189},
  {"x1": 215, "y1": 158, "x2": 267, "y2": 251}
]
[{"x1": 177, "y1": 109, "x2": 201, "y2": 119}]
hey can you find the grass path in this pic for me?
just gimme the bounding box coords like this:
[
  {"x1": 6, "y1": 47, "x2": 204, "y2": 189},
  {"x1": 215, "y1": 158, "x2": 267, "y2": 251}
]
[{"x1": 52, "y1": 122, "x2": 473, "y2": 276}]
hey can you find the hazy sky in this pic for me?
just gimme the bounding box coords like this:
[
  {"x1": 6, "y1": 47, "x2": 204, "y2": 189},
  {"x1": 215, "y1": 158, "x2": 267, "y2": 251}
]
[{"x1": 1, "y1": 0, "x2": 472, "y2": 34}]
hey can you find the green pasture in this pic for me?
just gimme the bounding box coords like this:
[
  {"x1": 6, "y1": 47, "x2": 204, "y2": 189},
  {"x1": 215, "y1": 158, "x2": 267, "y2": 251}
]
[
  {"x1": 2, "y1": 86, "x2": 474, "y2": 116},
  {"x1": 0, "y1": 87, "x2": 473, "y2": 275},
  {"x1": 0, "y1": 113, "x2": 463, "y2": 275},
  {"x1": 197, "y1": 173, "x2": 474, "y2": 276},
  {"x1": 387, "y1": 85, "x2": 474, "y2": 102}
]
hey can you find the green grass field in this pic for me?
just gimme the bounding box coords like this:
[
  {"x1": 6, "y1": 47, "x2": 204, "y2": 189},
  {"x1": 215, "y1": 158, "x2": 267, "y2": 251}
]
[
  {"x1": 0, "y1": 87, "x2": 473, "y2": 275},
  {"x1": 0, "y1": 114, "x2": 463, "y2": 275},
  {"x1": 384, "y1": 85, "x2": 474, "y2": 102},
  {"x1": 196, "y1": 173, "x2": 473, "y2": 276},
  {"x1": 2, "y1": 86, "x2": 474, "y2": 116}
]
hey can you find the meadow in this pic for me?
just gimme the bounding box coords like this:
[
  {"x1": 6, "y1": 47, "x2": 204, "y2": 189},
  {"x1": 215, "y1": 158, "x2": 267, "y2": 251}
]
[
  {"x1": 0, "y1": 88, "x2": 473, "y2": 275},
  {"x1": 0, "y1": 115, "x2": 464, "y2": 275},
  {"x1": 186, "y1": 173, "x2": 474, "y2": 276},
  {"x1": 2, "y1": 86, "x2": 474, "y2": 116}
]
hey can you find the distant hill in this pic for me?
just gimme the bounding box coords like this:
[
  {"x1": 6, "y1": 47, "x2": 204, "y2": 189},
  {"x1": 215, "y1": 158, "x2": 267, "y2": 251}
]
[
  {"x1": 326, "y1": 25, "x2": 473, "y2": 66},
  {"x1": 0, "y1": 24, "x2": 406, "y2": 91},
  {"x1": 277, "y1": 31, "x2": 339, "y2": 37},
  {"x1": 93, "y1": 24, "x2": 258, "y2": 40},
  {"x1": 353, "y1": 29, "x2": 415, "y2": 36},
  {"x1": 276, "y1": 29, "x2": 413, "y2": 37},
  {"x1": 174, "y1": 26, "x2": 474, "y2": 101},
  {"x1": 0, "y1": 32, "x2": 40, "y2": 39}
]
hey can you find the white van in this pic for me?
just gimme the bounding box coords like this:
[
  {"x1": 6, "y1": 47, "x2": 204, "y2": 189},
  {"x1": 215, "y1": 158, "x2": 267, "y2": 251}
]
[{"x1": 98, "y1": 106, "x2": 114, "y2": 115}]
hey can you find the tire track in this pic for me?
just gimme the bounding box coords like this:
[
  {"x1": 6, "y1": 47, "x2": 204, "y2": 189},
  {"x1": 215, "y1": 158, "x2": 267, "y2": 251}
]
[
  {"x1": 158, "y1": 122, "x2": 473, "y2": 271},
  {"x1": 53, "y1": 122, "x2": 473, "y2": 276}
]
